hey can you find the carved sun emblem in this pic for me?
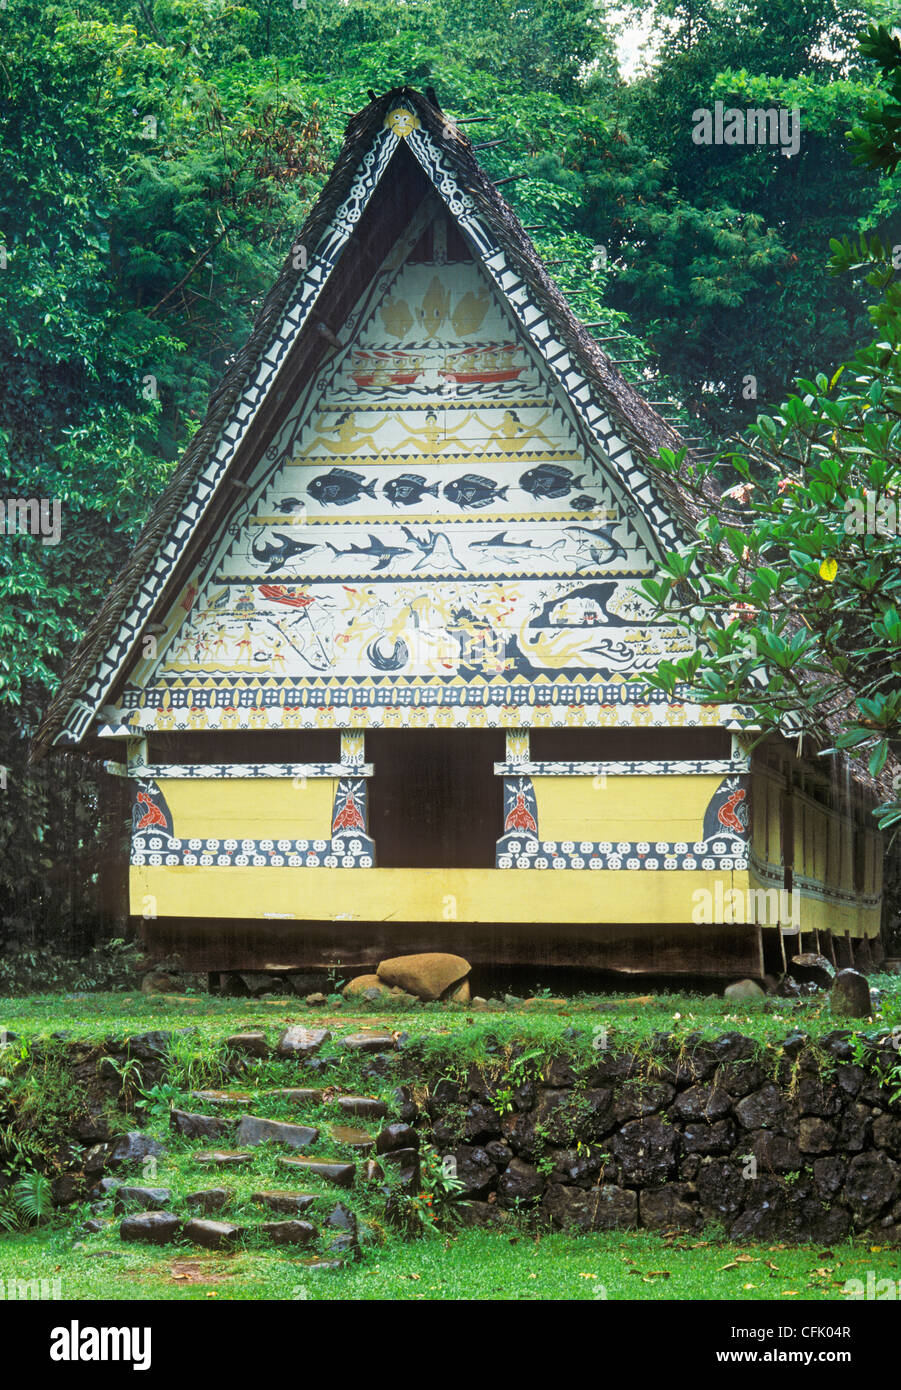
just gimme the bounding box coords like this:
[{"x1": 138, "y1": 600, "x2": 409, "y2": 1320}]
[{"x1": 385, "y1": 107, "x2": 420, "y2": 139}]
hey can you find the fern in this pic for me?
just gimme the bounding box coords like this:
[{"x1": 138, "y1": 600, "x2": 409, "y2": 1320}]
[{"x1": 11, "y1": 1171, "x2": 53, "y2": 1224}]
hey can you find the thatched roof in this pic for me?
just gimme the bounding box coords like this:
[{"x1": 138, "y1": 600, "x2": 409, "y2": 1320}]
[{"x1": 30, "y1": 87, "x2": 726, "y2": 760}]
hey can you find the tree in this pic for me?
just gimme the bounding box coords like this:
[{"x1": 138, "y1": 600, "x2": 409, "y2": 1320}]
[{"x1": 640, "y1": 24, "x2": 901, "y2": 835}]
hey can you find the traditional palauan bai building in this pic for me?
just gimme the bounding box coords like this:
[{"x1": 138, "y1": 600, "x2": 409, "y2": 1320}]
[{"x1": 33, "y1": 89, "x2": 886, "y2": 981}]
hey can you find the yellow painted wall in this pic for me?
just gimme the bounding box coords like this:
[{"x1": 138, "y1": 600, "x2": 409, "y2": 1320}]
[
  {"x1": 748, "y1": 761, "x2": 882, "y2": 939},
  {"x1": 132, "y1": 863, "x2": 747, "y2": 924},
  {"x1": 160, "y1": 777, "x2": 335, "y2": 840},
  {"x1": 533, "y1": 773, "x2": 721, "y2": 843}
]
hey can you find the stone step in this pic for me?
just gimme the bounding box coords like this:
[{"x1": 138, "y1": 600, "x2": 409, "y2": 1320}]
[
  {"x1": 277, "y1": 1026, "x2": 330, "y2": 1058},
  {"x1": 184, "y1": 1188, "x2": 231, "y2": 1213},
  {"x1": 340, "y1": 1031, "x2": 396, "y2": 1053},
  {"x1": 190, "y1": 1088, "x2": 323, "y2": 1108},
  {"x1": 277, "y1": 1156, "x2": 355, "y2": 1188},
  {"x1": 190, "y1": 1090, "x2": 254, "y2": 1108},
  {"x1": 251, "y1": 1191, "x2": 318, "y2": 1215},
  {"x1": 120, "y1": 1211, "x2": 181, "y2": 1244},
  {"x1": 170, "y1": 1108, "x2": 234, "y2": 1140},
  {"x1": 334, "y1": 1095, "x2": 388, "y2": 1120},
  {"x1": 259, "y1": 1219, "x2": 317, "y2": 1246},
  {"x1": 184, "y1": 1217, "x2": 242, "y2": 1250},
  {"x1": 236, "y1": 1116, "x2": 319, "y2": 1149},
  {"x1": 225, "y1": 1032, "x2": 269, "y2": 1058},
  {"x1": 113, "y1": 1186, "x2": 172, "y2": 1213},
  {"x1": 193, "y1": 1150, "x2": 254, "y2": 1166},
  {"x1": 330, "y1": 1125, "x2": 375, "y2": 1153}
]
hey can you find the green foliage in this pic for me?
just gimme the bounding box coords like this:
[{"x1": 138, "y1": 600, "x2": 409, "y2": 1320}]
[
  {"x1": 641, "y1": 31, "x2": 901, "y2": 841},
  {"x1": 1, "y1": 0, "x2": 899, "y2": 952}
]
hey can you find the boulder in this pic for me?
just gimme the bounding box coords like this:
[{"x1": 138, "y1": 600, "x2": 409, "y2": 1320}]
[
  {"x1": 106, "y1": 1132, "x2": 166, "y2": 1170},
  {"x1": 376, "y1": 952, "x2": 471, "y2": 1002},
  {"x1": 724, "y1": 979, "x2": 765, "y2": 1001},
  {"x1": 496, "y1": 1159, "x2": 545, "y2": 1208},
  {"x1": 798, "y1": 1117, "x2": 836, "y2": 1154},
  {"x1": 380, "y1": 1147, "x2": 420, "y2": 1191},
  {"x1": 343, "y1": 974, "x2": 393, "y2": 1001},
  {"x1": 831, "y1": 969, "x2": 872, "y2": 1019},
  {"x1": 844, "y1": 1151, "x2": 901, "y2": 1222},
  {"x1": 450, "y1": 1145, "x2": 499, "y2": 1198},
  {"x1": 609, "y1": 1117, "x2": 680, "y2": 1185},
  {"x1": 541, "y1": 1183, "x2": 637, "y2": 1232},
  {"x1": 788, "y1": 953, "x2": 834, "y2": 989},
  {"x1": 376, "y1": 1122, "x2": 419, "y2": 1155},
  {"x1": 639, "y1": 1185, "x2": 700, "y2": 1231}
]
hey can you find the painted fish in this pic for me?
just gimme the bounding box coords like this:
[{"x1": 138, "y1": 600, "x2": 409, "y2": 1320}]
[
  {"x1": 443, "y1": 474, "x2": 510, "y2": 510},
  {"x1": 326, "y1": 533, "x2": 411, "y2": 572},
  {"x1": 251, "y1": 532, "x2": 322, "y2": 572},
  {"x1": 381, "y1": 473, "x2": 440, "y2": 507},
  {"x1": 566, "y1": 523, "x2": 628, "y2": 564},
  {"x1": 273, "y1": 497, "x2": 305, "y2": 512},
  {"x1": 470, "y1": 530, "x2": 550, "y2": 553},
  {"x1": 570, "y1": 494, "x2": 599, "y2": 511},
  {"x1": 306, "y1": 468, "x2": 378, "y2": 506},
  {"x1": 518, "y1": 464, "x2": 587, "y2": 499}
]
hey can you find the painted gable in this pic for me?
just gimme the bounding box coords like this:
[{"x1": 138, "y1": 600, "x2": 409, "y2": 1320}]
[{"x1": 115, "y1": 193, "x2": 692, "y2": 734}]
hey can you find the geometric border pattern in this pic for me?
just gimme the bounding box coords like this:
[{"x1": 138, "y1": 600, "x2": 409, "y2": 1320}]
[{"x1": 496, "y1": 835, "x2": 748, "y2": 870}]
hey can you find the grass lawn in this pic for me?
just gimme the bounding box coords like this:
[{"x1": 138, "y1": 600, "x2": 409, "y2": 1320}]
[
  {"x1": 2, "y1": 973, "x2": 900, "y2": 1053},
  {"x1": 4, "y1": 1221, "x2": 901, "y2": 1301},
  {"x1": 2, "y1": 983, "x2": 900, "y2": 1303}
]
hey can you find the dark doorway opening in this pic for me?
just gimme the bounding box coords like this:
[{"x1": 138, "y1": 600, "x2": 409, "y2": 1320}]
[{"x1": 367, "y1": 729, "x2": 504, "y2": 868}]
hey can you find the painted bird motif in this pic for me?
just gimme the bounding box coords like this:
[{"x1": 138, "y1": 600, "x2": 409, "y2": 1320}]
[
  {"x1": 135, "y1": 792, "x2": 167, "y2": 831},
  {"x1": 717, "y1": 788, "x2": 747, "y2": 834},
  {"x1": 332, "y1": 789, "x2": 366, "y2": 834},
  {"x1": 504, "y1": 789, "x2": 538, "y2": 835}
]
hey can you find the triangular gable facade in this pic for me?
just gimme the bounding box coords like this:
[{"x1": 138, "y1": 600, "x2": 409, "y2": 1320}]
[{"x1": 39, "y1": 94, "x2": 721, "y2": 750}]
